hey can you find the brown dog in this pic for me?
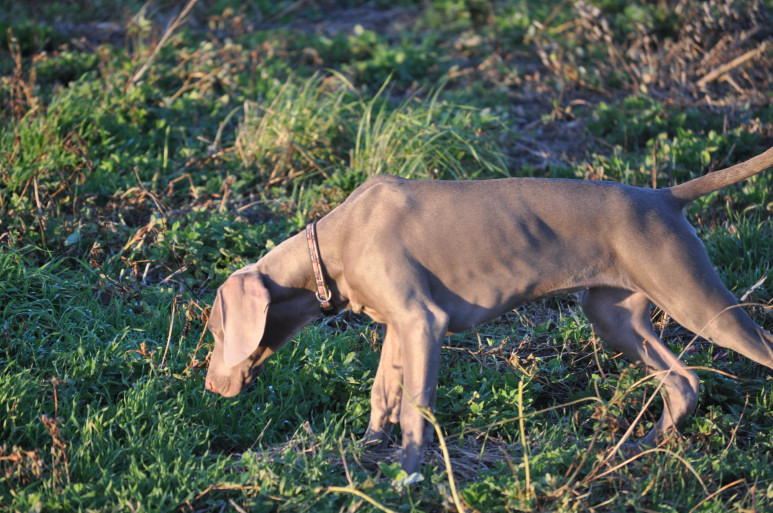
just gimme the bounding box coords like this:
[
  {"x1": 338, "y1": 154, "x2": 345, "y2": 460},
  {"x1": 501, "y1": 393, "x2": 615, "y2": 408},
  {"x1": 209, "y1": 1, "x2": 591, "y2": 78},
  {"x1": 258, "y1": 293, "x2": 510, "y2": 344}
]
[{"x1": 206, "y1": 147, "x2": 773, "y2": 473}]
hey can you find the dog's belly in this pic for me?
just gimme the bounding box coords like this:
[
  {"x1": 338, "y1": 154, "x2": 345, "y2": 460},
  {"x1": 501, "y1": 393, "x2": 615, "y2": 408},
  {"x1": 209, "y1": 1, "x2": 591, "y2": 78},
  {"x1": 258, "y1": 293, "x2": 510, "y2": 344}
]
[
  {"x1": 417, "y1": 231, "x2": 617, "y2": 332},
  {"x1": 435, "y1": 265, "x2": 611, "y2": 333}
]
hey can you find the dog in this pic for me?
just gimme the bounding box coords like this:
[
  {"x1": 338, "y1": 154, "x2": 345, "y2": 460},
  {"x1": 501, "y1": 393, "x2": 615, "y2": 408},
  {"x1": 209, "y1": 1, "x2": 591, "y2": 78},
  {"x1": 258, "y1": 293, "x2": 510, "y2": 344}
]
[{"x1": 205, "y1": 147, "x2": 773, "y2": 474}]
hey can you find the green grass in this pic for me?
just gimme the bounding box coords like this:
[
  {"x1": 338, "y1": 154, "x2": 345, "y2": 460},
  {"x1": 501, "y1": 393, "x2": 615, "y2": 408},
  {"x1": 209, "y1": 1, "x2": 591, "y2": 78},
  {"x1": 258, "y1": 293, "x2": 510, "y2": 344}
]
[{"x1": 1, "y1": 0, "x2": 772, "y2": 511}]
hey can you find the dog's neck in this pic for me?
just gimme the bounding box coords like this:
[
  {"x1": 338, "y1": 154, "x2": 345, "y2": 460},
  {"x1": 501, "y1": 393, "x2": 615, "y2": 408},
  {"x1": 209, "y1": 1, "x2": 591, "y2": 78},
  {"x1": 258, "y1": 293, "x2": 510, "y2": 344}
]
[{"x1": 257, "y1": 225, "x2": 347, "y2": 316}]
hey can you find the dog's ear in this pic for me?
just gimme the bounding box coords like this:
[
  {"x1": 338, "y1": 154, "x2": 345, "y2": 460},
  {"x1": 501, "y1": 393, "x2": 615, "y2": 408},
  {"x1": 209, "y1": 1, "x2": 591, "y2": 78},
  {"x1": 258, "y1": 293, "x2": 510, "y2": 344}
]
[{"x1": 217, "y1": 271, "x2": 271, "y2": 367}]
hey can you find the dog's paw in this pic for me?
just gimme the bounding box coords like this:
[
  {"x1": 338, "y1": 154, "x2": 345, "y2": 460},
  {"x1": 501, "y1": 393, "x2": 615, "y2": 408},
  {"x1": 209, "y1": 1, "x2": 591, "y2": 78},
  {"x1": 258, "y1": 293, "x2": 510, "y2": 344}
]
[
  {"x1": 360, "y1": 428, "x2": 393, "y2": 450},
  {"x1": 617, "y1": 441, "x2": 645, "y2": 459},
  {"x1": 617, "y1": 428, "x2": 669, "y2": 459}
]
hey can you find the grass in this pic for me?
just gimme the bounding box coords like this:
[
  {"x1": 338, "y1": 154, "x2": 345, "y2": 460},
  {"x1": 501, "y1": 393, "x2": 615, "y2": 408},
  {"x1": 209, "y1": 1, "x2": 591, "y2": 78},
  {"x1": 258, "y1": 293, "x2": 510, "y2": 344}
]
[{"x1": 1, "y1": 0, "x2": 772, "y2": 511}]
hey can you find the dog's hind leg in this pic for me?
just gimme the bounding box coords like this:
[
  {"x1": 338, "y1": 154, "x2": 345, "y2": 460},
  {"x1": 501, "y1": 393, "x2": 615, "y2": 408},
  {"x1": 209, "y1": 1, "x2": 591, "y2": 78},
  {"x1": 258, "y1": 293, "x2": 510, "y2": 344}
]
[
  {"x1": 580, "y1": 287, "x2": 700, "y2": 446},
  {"x1": 622, "y1": 223, "x2": 773, "y2": 371},
  {"x1": 656, "y1": 277, "x2": 773, "y2": 372}
]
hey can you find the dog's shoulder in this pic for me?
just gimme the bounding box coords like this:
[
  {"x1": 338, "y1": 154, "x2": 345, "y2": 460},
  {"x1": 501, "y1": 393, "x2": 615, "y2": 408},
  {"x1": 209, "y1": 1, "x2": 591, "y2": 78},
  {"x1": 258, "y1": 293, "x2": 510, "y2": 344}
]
[
  {"x1": 353, "y1": 175, "x2": 407, "y2": 193},
  {"x1": 343, "y1": 175, "x2": 414, "y2": 205}
]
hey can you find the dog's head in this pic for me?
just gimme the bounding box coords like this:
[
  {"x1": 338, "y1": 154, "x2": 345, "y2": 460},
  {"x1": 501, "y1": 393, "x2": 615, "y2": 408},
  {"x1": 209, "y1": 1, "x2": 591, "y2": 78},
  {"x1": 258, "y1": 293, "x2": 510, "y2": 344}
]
[{"x1": 204, "y1": 270, "x2": 273, "y2": 397}]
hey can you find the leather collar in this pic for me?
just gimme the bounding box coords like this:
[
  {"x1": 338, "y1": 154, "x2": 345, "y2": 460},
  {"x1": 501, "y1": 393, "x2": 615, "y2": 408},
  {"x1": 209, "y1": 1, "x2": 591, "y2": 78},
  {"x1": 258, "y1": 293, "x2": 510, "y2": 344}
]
[{"x1": 305, "y1": 222, "x2": 336, "y2": 316}]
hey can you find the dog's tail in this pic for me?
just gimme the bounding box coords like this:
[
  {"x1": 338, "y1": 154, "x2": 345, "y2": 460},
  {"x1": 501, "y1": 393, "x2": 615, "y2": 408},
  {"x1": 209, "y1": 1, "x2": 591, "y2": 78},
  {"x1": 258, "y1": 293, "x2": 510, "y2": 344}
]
[{"x1": 668, "y1": 146, "x2": 773, "y2": 204}]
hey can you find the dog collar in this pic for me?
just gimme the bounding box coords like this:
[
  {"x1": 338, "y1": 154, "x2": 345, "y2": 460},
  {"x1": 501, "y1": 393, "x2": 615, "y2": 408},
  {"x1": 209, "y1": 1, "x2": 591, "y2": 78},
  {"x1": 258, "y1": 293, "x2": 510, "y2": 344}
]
[{"x1": 305, "y1": 222, "x2": 336, "y2": 316}]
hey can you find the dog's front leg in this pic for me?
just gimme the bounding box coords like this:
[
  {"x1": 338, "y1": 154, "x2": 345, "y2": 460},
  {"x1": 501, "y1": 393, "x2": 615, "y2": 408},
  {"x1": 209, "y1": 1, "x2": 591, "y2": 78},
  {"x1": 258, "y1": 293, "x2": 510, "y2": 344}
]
[
  {"x1": 364, "y1": 326, "x2": 402, "y2": 448},
  {"x1": 393, "y1": 304, "x2": 449, "y2": 474}
]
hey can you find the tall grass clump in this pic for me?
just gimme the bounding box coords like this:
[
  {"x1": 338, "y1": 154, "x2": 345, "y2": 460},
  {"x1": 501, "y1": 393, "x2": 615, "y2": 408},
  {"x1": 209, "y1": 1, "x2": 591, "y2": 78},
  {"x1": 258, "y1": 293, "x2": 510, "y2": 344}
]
[
  {"x1": 234, "y1": 74, "x2": 351, "y2": 187},
  {"x1": 349, "y1": 81, "x2": 508, "y2": 180},
  {"x1": 234, "y1": 73, "x2": 508, "y2": 189}
]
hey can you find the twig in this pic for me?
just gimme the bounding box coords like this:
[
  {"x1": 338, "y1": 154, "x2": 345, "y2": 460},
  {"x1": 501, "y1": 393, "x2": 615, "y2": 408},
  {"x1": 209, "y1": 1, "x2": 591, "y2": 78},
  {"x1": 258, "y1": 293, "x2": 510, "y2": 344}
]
[
  {"x1": 517, "y1": 379, "x2": 532, "y2": 501},
  {"x1": 419, "y1": 406, "x2": 468, "y2": 513},
  {"x1": 338, "y1": 438, "x2": 354, "y2": 487},
  {"x1": 160, "y1": 295, "x2": 179, "y2": 368},
  {"x1": 721, "y1": 395, "x2": 748, "y2": 459},
  {"x1": 40, "y1": 414, "x2": 71, "y2": 485},
  {"x1": 584, "y1": 302, "x2": 756, "y2": 485},
  {"x1": 129, "y1": 0, "x2": 200, "y2": 87},
  {"x1": 51, "y1": 378, "x2": 60, "y2": 417},
  {"x1": 326, "y1": 486, "x2": 399, "y2": 513},
  {"x1": 571, "y1": 310, "x2": 606, "y2": 379},
  {"x1": 262, "y1": 0, "x2": 308, "y2": 25},
  {"x1": 219, "y1": 175, "x2": 236, "y2": 213},
  {"x1": 687, "y1": 478, "x2": 747, "y2": 513},
  {"x1": 185, "y1": 302, "x2": 210, "y2": 373},
  {"x1": 228, "y1": 499, "x2": 249, "y2": 513},
  {"x1": 33, "y1": 177, "x2": 43, "y2": 216},
  {"x1": 462, "y1": 396, "x2": 603, "y2": 436},
  {"x1": 740, "y1": 274, "x2": 767, "y2": 303},
  {"x1": 581, "y1": 371, "x2": 671, "y2": 483},
  {"x1": 591, "y1": 447, "x2": 708, "y2": 495},
  {"x1": 697, "y1": 42, "x2": 768, "y2": 88},
  {"x1": 133, "y1": 166, "x2": 167, "y2": 214},
  {"x1": 160, "y1": 266, "x2": 188, "y2": 284}
]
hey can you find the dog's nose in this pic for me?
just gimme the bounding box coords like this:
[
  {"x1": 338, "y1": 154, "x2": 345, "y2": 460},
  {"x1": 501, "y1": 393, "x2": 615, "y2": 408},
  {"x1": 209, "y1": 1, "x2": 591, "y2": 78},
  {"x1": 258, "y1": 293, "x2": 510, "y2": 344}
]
[{"x1": 205, "y1": 377, "x2": 215, "y2": 392}]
